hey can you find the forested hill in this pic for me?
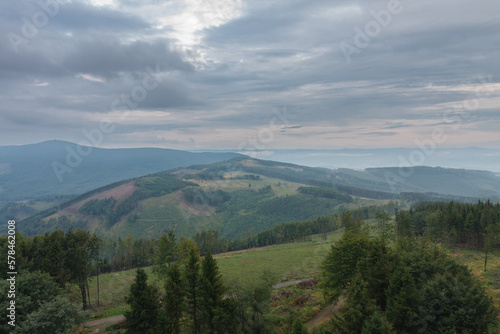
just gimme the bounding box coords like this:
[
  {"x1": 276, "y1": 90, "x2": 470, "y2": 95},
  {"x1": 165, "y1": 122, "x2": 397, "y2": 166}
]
[
  {"x1": 0, "y1": 140, "x2": 241, "y2": 203},
  {"x1": 16, "y1": 157, "x2": 499, "y2": 239},
  {"x1": 210, "y1": 158, "x2": 500, "y2": 199}
]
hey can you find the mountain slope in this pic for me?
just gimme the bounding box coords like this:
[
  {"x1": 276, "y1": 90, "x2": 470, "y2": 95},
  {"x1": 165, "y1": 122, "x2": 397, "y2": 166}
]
[
  {"x1": 0, "y1": 140, "x2": 241, "y2": 203},
  {"x1": 18, "y1": 158, "x2": 500, "y2": 239}
]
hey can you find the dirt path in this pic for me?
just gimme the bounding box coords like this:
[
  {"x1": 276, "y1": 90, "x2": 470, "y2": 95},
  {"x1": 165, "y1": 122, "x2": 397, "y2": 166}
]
[
  {"x1": 272, "y1": 278, "x2": 313, "y2": 289},
  {"x1": 81, "y1": 315, "x2": 125, "y2": 329},
  {"x1": 305, "y1": 297, "x2": 344, "y2": 330}
]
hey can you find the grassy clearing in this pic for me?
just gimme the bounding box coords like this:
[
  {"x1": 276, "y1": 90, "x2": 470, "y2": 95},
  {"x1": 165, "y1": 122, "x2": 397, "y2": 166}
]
[
  {"x1": 192, "y1": 175, "x2": 304, "y2": 195},
  {"x1": 74, "y1": 232, "x2": 341, "y2": 321},
  {"x1": 450, "y1": 248, "x2": 500, "y2": 307},
  {"x1": 215, "y1": 233, "x2": 341, "y2": 286},
  {"x1": 75, "y1": 231, "x2": 500, "y2": 324}
]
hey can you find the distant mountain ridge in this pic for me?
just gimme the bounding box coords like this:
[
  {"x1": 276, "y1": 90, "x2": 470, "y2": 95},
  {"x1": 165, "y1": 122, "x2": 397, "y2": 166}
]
[
  {"x1": 0, "y1": 140, "x2": 242, "y2": 203},
  {"x1": 227, "y1": 148, "x2": 500, "y2": 172}
]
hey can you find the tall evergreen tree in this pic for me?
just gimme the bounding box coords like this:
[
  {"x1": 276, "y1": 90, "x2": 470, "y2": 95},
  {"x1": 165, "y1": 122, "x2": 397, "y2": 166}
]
[
  {"x1": 161, "y1": 263, "x2": 184, "y2": 334},
  {"x1": 199, "y1": 250, "x2": 225, "y2": 334},
  {"x1": 184, "y1": 247, "x2": 201, "y2": 334},
  {"x1": 125, "y1": 268, "x2": 159, "y2": 334},
  {"x1": 154, "y1": 231, "x2": 178, "y2": 279},
  {"x1": 395, "y1": 209, "x2": 413, "y2": 238},
  {"x1": 375, "y1": 210, "x2": 393, "y2": 242}
]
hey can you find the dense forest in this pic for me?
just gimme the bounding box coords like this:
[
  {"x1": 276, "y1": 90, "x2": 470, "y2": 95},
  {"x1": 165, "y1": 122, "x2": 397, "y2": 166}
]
[{"x1": 395, "y1": 200, "x2": 500, "y2": 249}]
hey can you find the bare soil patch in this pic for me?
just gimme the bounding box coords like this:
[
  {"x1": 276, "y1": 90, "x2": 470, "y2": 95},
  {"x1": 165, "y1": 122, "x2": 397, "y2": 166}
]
[
  {"x1": 81, "y1": 315, "x2": 125, "y2": 330},
  {"x1": 305, "y1": 297, "x2": 344, "y2": 330},
  {"x1": 175, "y1": 191, "x2": 213, "y2": 216},
  {"x1": 62, "y1": 182, "x2": 138, "y2": 215}
]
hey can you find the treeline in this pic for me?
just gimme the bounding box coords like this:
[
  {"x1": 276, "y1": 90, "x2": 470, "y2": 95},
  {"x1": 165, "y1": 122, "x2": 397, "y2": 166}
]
[
  {"x1": 195, "y1": 203, "x2": 400, "y2": 253},
  {"x1": 335, "y1": 184, "x2": 397, "y2": 200},
  {"x1": 399, "y1": 191, "x2": 481, "y2": 203},
  {"x1": 232, "y1": 174, "x2": 261, "y2": 180},
  {"x1": 190, "y1": 215, "x2": 338, "y2": 255},
  {"x1": 298, "y1": 187, "x2": 353, "y2": 202},
  {"x1": 395, "y1": 200, "x2": 500, "y2": 249}
]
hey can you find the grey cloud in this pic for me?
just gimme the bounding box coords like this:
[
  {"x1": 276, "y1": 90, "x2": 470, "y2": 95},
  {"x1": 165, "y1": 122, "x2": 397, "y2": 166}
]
[
  {"x1": 53, "y1": 1, "x2": 151, "y2": 32},
  {"x1": 363, "y1": 131, "x2": 398, "y2": 136},
  {"x1": 0, "y1": 0, "x2": 150, "y2": 32},
  {"x1": 1, "y1": 0, "x2": 499, "y2": 150},
  {"x1": 62, "y1": 37, "x2": 194, "y2": 78}
]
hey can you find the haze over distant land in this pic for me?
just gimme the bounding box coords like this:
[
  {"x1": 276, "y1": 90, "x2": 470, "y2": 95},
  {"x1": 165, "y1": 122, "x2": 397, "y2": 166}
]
[
  {"x1": 0, "y1": 141, "x2": 241, "y2": 202},
  {"x1": 232, "y1": 148, "x2": 500, "y2": 173},
  {"x1": 1, "y1": 1, "x2": 499, "y2": 152}
]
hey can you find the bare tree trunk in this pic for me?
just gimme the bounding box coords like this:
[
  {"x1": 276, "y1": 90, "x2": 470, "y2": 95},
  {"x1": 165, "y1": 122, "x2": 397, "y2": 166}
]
[
  {"x1": 86, "y1": 278, "x2": 92, "y2": 308},
  {"x1": 97, "y1": 260, "x2": 100, "y2": 306},
  {"x1": 79, "y1": 283, "x2": 87, "y2": 309}
]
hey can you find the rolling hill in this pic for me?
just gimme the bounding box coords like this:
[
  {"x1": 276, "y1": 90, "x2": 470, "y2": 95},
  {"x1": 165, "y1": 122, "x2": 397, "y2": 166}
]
[
  {"x1": 0, "y1": 140, "x2": 241, "y2": 204},
  {"x1": 18, "y1": 157, "x2": 500, "y2": 239}
]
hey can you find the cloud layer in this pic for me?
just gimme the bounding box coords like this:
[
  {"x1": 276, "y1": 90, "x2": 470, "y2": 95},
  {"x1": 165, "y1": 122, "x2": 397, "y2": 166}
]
[{"x1": 1, "y1": 0, "x2": 499, "y2": 152}]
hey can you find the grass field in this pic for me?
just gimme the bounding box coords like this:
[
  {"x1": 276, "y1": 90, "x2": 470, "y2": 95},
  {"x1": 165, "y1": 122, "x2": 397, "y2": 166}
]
[
  {"x1": 75, "y1": 232, "x2": 341, "y2": 321},
  {"x1": 450, "y1": 248, "x2": 500, "y2": 307},
  {"x1": 75, "y1": 230, "x2": 500, "y2": 324}
]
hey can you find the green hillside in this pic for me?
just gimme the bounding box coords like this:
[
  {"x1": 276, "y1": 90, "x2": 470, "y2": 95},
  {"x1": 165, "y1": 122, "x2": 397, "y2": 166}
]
[
  {"x1": 18, "y1": 159, "x2": 365, "y2": 238},
  {"x1": 0, "y1": 140, "x2": 241, "y2": 204},
  {"x1": 18, "y1": 157, "x2": 499, "y2": 239}
]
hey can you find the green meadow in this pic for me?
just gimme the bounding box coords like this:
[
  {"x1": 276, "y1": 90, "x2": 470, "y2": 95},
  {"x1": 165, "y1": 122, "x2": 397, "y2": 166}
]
[{"x1": 75, "y1": 230, "x2": 500, "y2": 323}]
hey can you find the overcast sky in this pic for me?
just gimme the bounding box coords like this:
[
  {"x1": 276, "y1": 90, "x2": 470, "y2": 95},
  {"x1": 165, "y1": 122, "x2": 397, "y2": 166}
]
[{"x1": 1, "y1": 0, "x2": 499, "y2": 151}]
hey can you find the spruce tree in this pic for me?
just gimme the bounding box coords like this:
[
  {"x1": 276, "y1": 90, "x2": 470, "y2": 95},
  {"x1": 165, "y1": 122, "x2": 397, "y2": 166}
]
[
  {"x1": 199, "y1": 250, "x2": 225, "y2": 333},
  {"x1": 153, "y1": 231, "x2": 178, "y2": 279},
  {"x1": 125, "y1": 268, "x2": 159, "y2": 334},
  {"x1": 162, "y1": 263, "x2": 184, "y2": 334},
  {"x1": 184, "y1": 247, "x2": 201, "y2": 334}
]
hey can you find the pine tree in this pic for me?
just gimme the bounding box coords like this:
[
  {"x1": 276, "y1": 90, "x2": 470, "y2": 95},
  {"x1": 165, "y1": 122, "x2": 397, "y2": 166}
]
[
  {"x1": 154, "y1": 231, "x2": 178, "y2": 279},
  {"x1": 184, "y1": 247, "x2": 201, "y2": 334},
  {"x1": 162, "y1": 263, "x2": 184, "y2": 334},
  {"x1": 199, "y1": 250, "x2": 226, "y2": 333},
  {"x1": 125, "y1": 268, "x2": 159, "y2": 334},
  {"x1": 375, "y1": 210, "x2": 394, "y2": 242},
  {"x1": 395, "y1": 210, "x2": 413, "y2": 238}
]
